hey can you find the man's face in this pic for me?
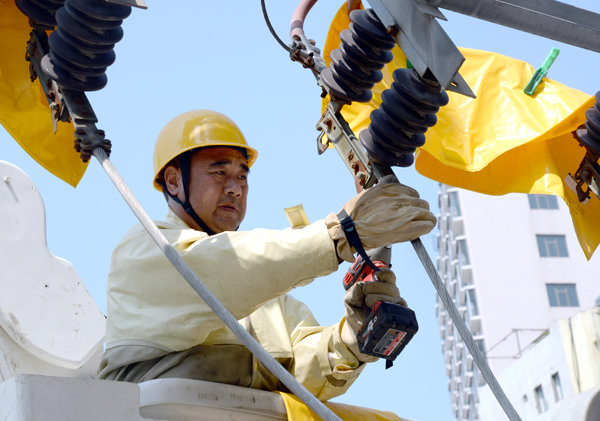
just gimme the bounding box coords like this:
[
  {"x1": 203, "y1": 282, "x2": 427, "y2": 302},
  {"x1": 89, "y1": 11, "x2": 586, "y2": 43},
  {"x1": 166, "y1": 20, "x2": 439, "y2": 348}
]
[{"x1": 186, "y1": 147, "x2": 249, "y2": 233}]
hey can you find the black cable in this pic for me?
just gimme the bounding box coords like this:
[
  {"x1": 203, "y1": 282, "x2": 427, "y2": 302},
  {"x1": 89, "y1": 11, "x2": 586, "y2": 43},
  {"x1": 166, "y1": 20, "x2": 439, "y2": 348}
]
[{"x1": 261, "y1": 0, "x2": 291, "y2": 52}]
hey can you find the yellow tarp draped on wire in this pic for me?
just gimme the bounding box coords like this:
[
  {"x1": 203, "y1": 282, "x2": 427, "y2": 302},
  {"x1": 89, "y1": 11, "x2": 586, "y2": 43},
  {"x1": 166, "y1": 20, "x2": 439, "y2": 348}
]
[
  {"x1": 322, "y1": 3, "x2": 599, "y2": 259},
  {"x1": 0, "y1": 1, "x2": 87, "y2": 187},
  {"x1": 279, "y1": 392, "x2": 403, "y2": 421}
]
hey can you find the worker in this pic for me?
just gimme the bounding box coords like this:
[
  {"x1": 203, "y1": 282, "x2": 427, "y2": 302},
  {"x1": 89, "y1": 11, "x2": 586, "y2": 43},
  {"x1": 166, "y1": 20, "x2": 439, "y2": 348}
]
[{"x1": 98, "y1": 110, "x2": 436, "y2": 400}]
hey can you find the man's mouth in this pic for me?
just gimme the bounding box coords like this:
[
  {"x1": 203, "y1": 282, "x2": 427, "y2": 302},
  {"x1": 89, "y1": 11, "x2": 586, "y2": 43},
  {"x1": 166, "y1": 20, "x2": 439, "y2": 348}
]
[{"x1": 218, "y1": 204, "x2": 237, "y2": 212}]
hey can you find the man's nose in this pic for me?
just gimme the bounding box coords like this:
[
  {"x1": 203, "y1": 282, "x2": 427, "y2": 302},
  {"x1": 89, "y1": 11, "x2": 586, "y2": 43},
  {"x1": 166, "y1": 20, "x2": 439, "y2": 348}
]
[{"x1": 224, "y1": 176, "x2": 242, "y2": 196}]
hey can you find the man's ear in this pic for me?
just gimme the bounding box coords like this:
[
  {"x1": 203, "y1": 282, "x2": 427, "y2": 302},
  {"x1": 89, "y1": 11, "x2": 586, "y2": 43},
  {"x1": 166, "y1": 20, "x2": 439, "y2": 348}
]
[{"x1": 163, "y1": 165, "x2": 182, "y2": 198}]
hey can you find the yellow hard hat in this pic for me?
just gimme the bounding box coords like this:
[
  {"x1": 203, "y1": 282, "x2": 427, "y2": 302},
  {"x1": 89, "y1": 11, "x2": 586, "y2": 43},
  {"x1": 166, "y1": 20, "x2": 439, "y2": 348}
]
[{"x1": 153, "y1": 110, "x2": 258, "y2": 191}]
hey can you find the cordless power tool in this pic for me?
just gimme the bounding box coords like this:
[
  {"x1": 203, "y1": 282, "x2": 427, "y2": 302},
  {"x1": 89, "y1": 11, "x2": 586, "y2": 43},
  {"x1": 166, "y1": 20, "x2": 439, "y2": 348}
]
[{"x1": 343, "y1": 246, "x2": 419, "y2": 367}]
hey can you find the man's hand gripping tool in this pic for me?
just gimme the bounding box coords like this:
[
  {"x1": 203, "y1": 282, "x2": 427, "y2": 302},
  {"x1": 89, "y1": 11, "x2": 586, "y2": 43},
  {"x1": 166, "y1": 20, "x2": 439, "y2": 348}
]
[{"x1": 338, "y1": 211, "x2": 418, "y2": 368}]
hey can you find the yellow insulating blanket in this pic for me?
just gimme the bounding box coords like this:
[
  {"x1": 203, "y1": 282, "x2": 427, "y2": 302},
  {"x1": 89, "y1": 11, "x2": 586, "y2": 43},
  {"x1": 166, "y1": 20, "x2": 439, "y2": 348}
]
[
  {"x1": 279, "y1": 392, "x2": 404, "y2": 421},
  {"x1": 322, "y1": 3, "x2": 599, "y2": 259},
  {"x1": 0, "y1": 1, "x2": 87, "y2": 187}
]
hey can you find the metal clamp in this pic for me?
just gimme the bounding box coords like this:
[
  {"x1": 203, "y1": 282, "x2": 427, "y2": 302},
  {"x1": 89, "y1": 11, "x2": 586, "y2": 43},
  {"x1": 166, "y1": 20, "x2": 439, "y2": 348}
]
[
  {"x1": 74, "y1": 126, "x2": 112, "y2": 163},
  {"x1": 290, "y1": 33, "x2": 327, "y2": 74},
  {"x1": 566, "y1": 93, "x2": 600, "y2": 203},
  {"x1": 25, "y1": 29, "x2": 111, "y2": 163},
  {"x1": 316, "y1": 103, "x2": 378, "y2": 189}
]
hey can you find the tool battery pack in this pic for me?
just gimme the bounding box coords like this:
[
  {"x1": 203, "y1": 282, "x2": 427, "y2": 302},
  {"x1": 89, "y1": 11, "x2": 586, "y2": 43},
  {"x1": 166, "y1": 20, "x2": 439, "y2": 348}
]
[{"x1": 357, "y1": 301, "x2": 419, "y2": 361}]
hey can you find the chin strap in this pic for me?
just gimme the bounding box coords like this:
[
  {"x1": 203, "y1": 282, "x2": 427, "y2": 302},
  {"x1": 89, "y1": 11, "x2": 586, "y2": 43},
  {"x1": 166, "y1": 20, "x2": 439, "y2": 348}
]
[{"x1": 160, "y1": 151, "x2": 217, "y2": 236}]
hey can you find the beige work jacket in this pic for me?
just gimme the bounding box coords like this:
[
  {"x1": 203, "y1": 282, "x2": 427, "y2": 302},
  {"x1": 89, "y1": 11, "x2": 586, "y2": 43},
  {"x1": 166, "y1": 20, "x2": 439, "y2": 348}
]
[{"x1": 103, "y1": 209, "x2": 365, "y2": 400}]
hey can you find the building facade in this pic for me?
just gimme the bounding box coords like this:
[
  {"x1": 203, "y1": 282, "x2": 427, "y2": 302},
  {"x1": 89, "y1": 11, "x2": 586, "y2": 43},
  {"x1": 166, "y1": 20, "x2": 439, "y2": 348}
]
[
  {"x1": 435, "y1": 185, "x2": 600, "y2": 421},
  {"x1": 478, "y1": 307, "x2": 600, "y2": 421}
]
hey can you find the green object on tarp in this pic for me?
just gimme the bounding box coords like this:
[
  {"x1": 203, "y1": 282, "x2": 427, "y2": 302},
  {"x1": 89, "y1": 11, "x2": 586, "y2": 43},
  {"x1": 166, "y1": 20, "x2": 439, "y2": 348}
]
[{"x1": 524, "y1": 47, "x2": 560, "y2": 96}]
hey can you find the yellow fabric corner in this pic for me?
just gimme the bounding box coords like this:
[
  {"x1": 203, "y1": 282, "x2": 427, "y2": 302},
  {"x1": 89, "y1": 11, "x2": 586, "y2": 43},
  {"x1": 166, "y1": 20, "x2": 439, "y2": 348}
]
[
  {"x1": 0, "y1": 2, "x2": 87, "y2": 187},
  {"x1": 321, "y1": 3, "x2": 598, "y2": 259},
  {"x1": 278, "y1": 392, "x2": 403, "y2": 421},
  {"x1": 417, "y1": 94, "x2": 599, "y2": 259}
]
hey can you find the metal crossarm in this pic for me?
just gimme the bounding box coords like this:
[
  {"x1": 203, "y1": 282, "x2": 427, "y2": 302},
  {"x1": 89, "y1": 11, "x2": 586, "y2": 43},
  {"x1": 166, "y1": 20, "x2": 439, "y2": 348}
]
[{"x1": 421, "y1": 0, "x2": 600, "y2": 53}]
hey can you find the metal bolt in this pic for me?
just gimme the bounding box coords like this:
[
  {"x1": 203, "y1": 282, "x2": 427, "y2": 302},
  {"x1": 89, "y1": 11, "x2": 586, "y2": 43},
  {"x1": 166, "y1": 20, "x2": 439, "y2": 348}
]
[
  {"x1": 348, "y1": 151, "x2": 355, "y2": 161},
  {"x1": 293, "y1": 35, "x2": 301, "y2": 41},
  {"x1": 308, "y1": 39, "x2": 316, "y2": 45},
  {"x1": 50, "y1": 102, "x2": 58, "y2": 111},
  {"x1": 3, "y1": 177, "x2": 9, "y2": 184},
  {"x1": 323, "y1": 118, "x2": 333, "y2": 130},
  {"x1": 583, "y1": 170, "x2": 590, "y2": 176},
  {"x1": 357, "y1": 172, "x2": 367, "y2": 180},
  {"x1": 76, "y1": 129, "x2": 85, "y2": 135},
  {"x1": 386, "y1": 24, "x2": 397, "y2": 35},
  {"x1": 96, "y1": 129, "x2": 105, "y2": 136}
]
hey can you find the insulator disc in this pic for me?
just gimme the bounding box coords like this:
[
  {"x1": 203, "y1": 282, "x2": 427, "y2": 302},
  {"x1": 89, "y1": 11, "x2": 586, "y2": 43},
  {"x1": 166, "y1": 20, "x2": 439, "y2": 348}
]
[
  {"x1": 16, "y1": 0, "x2": 63, "y2": 27},
  {"x1": 56, "y1": 7, "x2": 124, "y2": 45},
  {"x1": 329, "y1": 49, "x2": 381, "y2": 88},
  {"x1": 322, "y1": 8, "x2": 395, "y2": 103},
  {"x1": 360, "y1": 68, "x2": 449, "y2": 167},
  {"x1": 321, "y1": 69, "x2": 372, "y2": 103},
  {"x1": 360, "y1": 128, "x2": 415, "y2": 167},
  {"x1": 49, "y1": 31, "x2": 116, "y2": 69},
  {"x1": 41, "y1": 0, "x2": 131, "y2": 91},
  {"x1": 68, "y1": 0, "x2": 131, "y2": 21},
  {"x1": 64, "y1": 2, "x2": 123, "y2": 29},
  {"x1": 41, "y1": 54, "x2": 107, "y2": 91},
  {"x1": 57, "y1": 27, "x2": 115, "y2": 53}
]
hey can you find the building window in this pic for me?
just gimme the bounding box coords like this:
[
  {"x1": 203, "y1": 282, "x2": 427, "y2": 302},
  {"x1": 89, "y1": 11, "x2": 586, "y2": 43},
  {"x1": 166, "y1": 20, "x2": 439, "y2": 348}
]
[
  {"x1": 458, "y1": 239, "x2": 470, "y2": 265},
  {"x1": 467, "y1": 289, "x2": 479, "y2": 316},
  {"x1": 475, "y1": 339, "x2": 485, "y2": 355},
  {"x1": 546, "y1": 284, "x2": 579, "y2": 307},
  {"x1": 450, "y1": 191, "x2": 461, "y2": 217},
  {"x1": 536, "y1": 235, "x2": 568, "y2": 257},
  {"x1": 534, "y1": 385, "x2": 548, "y2": 413},
  {"x1": 529, "y1": 194, "x2": 558, "y2": 209},
  {"x1": 552, "y1": 373, "x2": 564, "y2": 402}
]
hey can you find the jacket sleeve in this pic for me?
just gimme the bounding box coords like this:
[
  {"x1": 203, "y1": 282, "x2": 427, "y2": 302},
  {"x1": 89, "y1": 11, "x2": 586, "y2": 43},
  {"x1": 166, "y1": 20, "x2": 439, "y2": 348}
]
[
  {"x1": 283, "y1": 295, "x2": 366, "y2": 401},
  {"x1": 106, "y1": 219, "x2": 338, "y2": 352}
]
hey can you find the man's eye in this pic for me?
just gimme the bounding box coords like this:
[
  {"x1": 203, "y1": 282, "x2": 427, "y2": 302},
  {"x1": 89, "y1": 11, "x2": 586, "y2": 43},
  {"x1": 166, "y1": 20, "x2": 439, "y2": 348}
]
[{"x1": 239, "y1": 175, "x2": 247, "y2": 180}]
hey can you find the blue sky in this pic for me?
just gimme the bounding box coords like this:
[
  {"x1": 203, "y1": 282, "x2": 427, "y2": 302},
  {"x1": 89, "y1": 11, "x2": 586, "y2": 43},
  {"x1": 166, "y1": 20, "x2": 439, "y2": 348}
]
[{"x1": 2, "y1": 1, "x2": 600, "y2": 420}]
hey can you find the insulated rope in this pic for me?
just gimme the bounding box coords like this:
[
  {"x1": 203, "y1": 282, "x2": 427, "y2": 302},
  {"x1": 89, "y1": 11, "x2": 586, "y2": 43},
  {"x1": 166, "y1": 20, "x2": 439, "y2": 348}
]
[
  {"x1": 411, "y1": 239, "x2": 522, "y2": 421},
  {"x1": 92, "y1": 148, "x2": 342, "y2": 421}
]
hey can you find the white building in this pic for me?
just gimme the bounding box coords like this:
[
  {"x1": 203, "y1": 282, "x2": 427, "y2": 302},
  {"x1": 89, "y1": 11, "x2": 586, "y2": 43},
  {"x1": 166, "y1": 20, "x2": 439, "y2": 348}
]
[
  {"x1": 435, "y1": 185, "x2": 600, "y2": 421},
  {"x1": 478, "y1": 307, "x2": 600, "y2": 421}
]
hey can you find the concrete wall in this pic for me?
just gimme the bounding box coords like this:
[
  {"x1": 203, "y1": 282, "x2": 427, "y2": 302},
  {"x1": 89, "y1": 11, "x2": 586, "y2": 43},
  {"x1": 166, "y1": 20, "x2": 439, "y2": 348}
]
[{"x1": 478, "y1": 308, "x2": 600, "y2": 421}]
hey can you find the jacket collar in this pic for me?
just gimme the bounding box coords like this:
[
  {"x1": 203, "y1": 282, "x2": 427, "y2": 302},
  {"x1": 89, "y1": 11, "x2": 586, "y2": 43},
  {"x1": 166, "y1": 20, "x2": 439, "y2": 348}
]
[{"x1": 165, "y1": 207, "x2": 193, "y2": 229}]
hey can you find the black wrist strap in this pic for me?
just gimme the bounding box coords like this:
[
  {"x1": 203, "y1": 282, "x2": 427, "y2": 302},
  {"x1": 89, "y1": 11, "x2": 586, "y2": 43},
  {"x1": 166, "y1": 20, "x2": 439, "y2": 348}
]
[{"x1": 337, "y1": 209, "x2": 380, "y2": 272}]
